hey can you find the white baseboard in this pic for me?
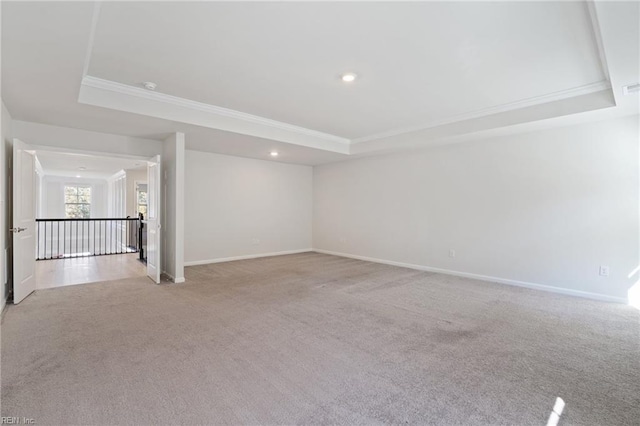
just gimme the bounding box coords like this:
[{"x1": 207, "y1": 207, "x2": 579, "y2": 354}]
[
  {"x1": 313, "y1": 249, "x2": 627, "y2": 304},
  {"x1": 161, "y1": 271, "x2": 185, "y2": 284},
  {"x1": 184, "y1": 249, "x2": 313, "y2": 267}
]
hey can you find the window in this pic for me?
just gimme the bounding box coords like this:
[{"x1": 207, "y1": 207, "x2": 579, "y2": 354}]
[
  {"x1": 64, "y1": 185, "x2": 91, "y2": 218},
  {"x1": 136, "y1": 183, "x2": 148, "y2": 217}
]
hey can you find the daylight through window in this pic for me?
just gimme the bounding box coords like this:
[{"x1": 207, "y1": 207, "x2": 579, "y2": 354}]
[
  {"x1": 64, "y1": 185, "x2": 91, "y2": 218},
  {"x1": 137, "y1": 183, "x2": 148, "y2": 217}
]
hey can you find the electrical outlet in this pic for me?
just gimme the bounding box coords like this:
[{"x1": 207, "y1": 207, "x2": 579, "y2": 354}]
[
  {"x1": 251, "y1": 238, "x2": 261, "y2": 245},
  {"x1": 339, "y1": 237, "x2": 347, "y2": 244},
  {"x1": 449, "y1": 249, "x2": 456, "y2": 258},
  {"x1": 599, "y1": 265, "x2": 610, "y2": 277}
]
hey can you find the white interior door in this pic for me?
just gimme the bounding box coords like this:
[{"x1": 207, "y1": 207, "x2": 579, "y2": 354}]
[
  {"x1": 145, "y1": 155, "x2": 161, "y2": 283},
  {"x1": 12, "y1": 139, "x2": 37, "y2": 303}
]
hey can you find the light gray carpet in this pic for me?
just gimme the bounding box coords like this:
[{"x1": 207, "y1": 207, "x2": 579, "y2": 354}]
[{"x1": 1, "y1": 252, "x2": 639, "y2": 425}]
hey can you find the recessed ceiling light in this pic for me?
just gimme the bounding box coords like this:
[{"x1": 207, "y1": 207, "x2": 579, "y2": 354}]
[
  {"x1": 270, "y1": 151, "x2": 279, "y2": 157},
  {"x1": 143, "y1": 81, "x2": 157, "y2": 91},
  {"x1": 341, "y1": 73, "x2": 358, "y2": 83},
  {"x1": 75, "y1": 175, "x2": 81, "y2": 178}
]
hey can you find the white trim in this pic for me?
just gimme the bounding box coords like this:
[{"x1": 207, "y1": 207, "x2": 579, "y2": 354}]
[
  {"x1": 81, "y1": 76, "x2": 611, "y2": 151},
  {"x1": 81, "y1": 76, "x2": 350, "y2": 146},
  {"x1": 106, "y1": 169, "x2": 126, "y2": 183},
  {"x1": 81, "y1": 1, "x2": 102, "y2": 78},
  {"x1": 161, "y1": 271, "x2": 185, "y2": 284},
  {"x1": 184, "y1": 249, "x2": 313, "y2": 266},
  {"x1": 351, "y1": 80, "x2": 611, "y2": 144},
  {"x1": 29, "y1": 144, "x2": 152, "y2": 163},
  {"x1": 313, "y1": 249, "x2": 627, "y2": 304},
  {"x1": 586, "y1": 1, "x2": 611, "y2": 83},
  {"x1": 34, "y1": 156, "x2": 44, "y2": 177}
]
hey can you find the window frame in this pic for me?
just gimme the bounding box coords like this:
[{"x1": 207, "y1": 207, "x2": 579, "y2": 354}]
[
  {"x1": 135, "y1": 181, "x2": 148, "y2": 217},
  {"x1": 64, "y1": 184, "x2": 92, "y2": 219}
]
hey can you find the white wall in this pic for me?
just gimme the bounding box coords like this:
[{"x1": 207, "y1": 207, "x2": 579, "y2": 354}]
[
  {"x1": 162, "y1": 133, "x2": 185, "y2": 282},
  {"x1": 185, "y1": 150, "x2": 313, "y2": 264},
  {"x1": 40, "y1": 175, "x2": 107, "y2": 218},
  {"x1": 125, "y1": 168, "x2": 146, "y2": 217},
  {"x1": 1, "y1": 102, "x2": 13, "y2": 310},
  {"x1": 314, "y1": 115, "x2": 639, "y2": 302},
  {"x1": 12, "y1": 120, "x2": 163, "y2": 158}
]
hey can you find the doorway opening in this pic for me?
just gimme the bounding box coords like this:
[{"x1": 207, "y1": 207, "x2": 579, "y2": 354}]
[
  {"x1": 11, "y1": 139, "x2": 162, "y2": 304},
  {"x1": 31, "y1": 149, "x2": 149, "y2": 290}
]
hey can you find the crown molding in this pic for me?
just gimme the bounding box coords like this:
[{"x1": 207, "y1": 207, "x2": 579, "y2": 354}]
[
  {"x1": 586, "y1": 0, "x2": 610, "y2": 83},
  {"x1": 107, "y1": 169, "x2": 127, "y2": 182},
  {"x1": 351, "y1": 80, "x2": 611, "y2": 144},
  {"x1": 81, "y1": 1, "x2": 102, "y2": 78},
  {"x1": 81, "y1": 75, "x2": 350, "y2": 146},
  {"x1": 40, "y1": 169, "x2": 115, "y2": 180},
  {"x1": 77, "y1": 1, "x2": 618, "y2": 157},
  {"x1": 80, "y1": 76, "x2": 611, "y2": 155}
]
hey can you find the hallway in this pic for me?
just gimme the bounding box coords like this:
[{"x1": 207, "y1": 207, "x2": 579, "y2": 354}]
[{"x1": 35, "y1": 254, "x2": 146, "y2": 289}]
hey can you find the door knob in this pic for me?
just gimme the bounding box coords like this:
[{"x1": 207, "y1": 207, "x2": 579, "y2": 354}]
[{"x1": 9, "y1": 227, "x2": 26, "y2": 233}]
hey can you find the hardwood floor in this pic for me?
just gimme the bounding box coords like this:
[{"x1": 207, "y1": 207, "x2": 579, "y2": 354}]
[{"x1": 35, "y1": 253, "x2": 147, "y2": 289}]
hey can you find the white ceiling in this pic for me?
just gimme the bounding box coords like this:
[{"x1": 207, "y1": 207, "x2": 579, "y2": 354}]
[
  {"x1": 89, "y1": 1, "x2": 606, "y2": 140},
  {"x1": 2, "y1": 1, "x2": 638, "y2": 165},
  {"x1": 36, "y1": 150, "x2": 146, "y2": 179}
]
